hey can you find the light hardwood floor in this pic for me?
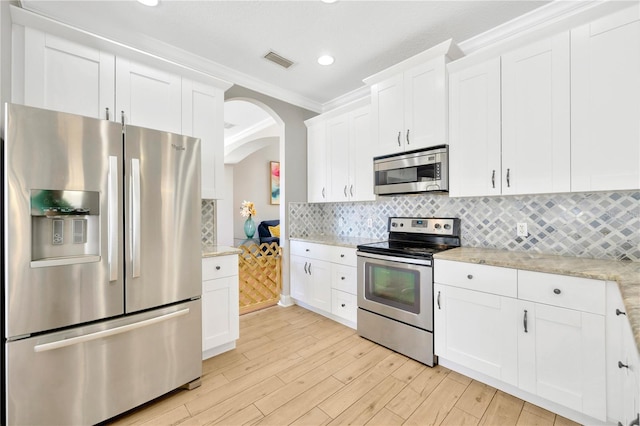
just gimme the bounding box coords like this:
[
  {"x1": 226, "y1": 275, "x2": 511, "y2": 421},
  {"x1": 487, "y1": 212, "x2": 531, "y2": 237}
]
[{"x1": 107, "y1": 305, "x2": 580, "y2": 426}]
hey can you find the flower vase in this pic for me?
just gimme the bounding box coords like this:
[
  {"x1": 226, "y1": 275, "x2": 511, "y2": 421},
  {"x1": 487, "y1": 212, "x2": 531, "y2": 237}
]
[{"x1": 244, "y1": 216, "x2": 256, "y2": 239}]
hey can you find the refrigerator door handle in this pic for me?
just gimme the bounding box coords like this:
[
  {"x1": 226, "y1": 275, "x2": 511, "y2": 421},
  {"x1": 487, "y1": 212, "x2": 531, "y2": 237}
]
[
  {"x1": 130, "y1": 158, "x2": 141, "y2": 278},
  {"x1": 33, "y1": 308, "x2": 190, "y2": 353},
  {"x1": 108, "y1": 156, "x2": 118, "y2": 281}
]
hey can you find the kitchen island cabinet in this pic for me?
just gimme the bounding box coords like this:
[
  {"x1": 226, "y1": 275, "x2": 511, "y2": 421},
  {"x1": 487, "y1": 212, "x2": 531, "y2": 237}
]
[{"x1": 201, "y1": 249, "x2": 241, "y2": 360}]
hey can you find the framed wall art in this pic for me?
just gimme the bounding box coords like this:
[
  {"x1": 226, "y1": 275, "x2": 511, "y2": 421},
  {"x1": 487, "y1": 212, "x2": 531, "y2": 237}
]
[{"x1": 270, "y1": 161, "x2": 280, "y2": 205}]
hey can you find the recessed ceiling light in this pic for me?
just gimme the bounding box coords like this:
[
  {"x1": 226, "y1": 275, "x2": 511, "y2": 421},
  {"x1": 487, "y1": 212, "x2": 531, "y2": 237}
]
[
  {"x1": 318, "y1": 55, "x2": 335, "y2": 66},
  {"x1": 137, "y1": 0, "x2": 159, "y2": 6}
]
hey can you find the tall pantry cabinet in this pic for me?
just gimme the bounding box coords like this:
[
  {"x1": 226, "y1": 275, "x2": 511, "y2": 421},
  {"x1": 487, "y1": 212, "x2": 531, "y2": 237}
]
[{"x1": 12, "y1": 26, "x2": 230, "y2": 199}]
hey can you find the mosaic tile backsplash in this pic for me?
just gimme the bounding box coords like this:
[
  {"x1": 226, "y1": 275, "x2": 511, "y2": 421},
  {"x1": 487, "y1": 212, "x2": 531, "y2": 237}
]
[
  {"x1": 201, "y1": 199, "x2": 216, "y2": 246},
  {"x1": 289, "y1": 191, "x2": 640, "y2": 262}
]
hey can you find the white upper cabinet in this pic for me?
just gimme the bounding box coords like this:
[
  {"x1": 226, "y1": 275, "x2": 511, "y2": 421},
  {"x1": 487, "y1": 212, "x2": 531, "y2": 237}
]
[
  {"x1": 571, "y1": 4, "x2": 640, "y2": 192},
  {"x1": 366, "y1": 40, "x2": 461, "y2": 157},
  {"x1": 449, "y1": 32, "x2": 571, "y2": 197},
  {"x1": 305, "y1": 102, "x2": 374, "y2": 203},
  {"x1": 306, "y1": 121, "x2": 328, "y2": 203},
  {"x1": 115, "y1": 58, "x2": 182, "y2": 134},
  {"x1": 182, "y1": 79, "x2": 224, "y2": 199},
  {"x1": 501, "y1": 32, "x2": 571, "y2": 195},
  {"x1": 20, "y1": 27, "x2": 115, "y2": 120},
  {"x1": 448, "y1": 58, "x2": 502, "y2": 197}
]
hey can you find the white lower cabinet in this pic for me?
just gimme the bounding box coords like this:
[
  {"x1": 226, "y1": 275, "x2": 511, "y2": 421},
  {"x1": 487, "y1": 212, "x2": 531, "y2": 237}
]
[
  {"x1": 434, "y1": 260, "x2": 609, "y2": 423},
  {"x1": 606, "y1": 281, "x2": 640, "y2": 426},
  {"x1": 202, "y1": 255, "x2": 239, "y2": 360},
  {"x1": 290, "y1": 241, "x2": 358, "y2": 328},
  {"x1": 434, "y1": 283, "x2": 518, "y2": 386}
]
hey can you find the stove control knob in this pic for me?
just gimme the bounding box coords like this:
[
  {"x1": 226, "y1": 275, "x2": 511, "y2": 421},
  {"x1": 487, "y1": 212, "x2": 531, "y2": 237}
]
[
  {"x1": 391, "y1": 222, "x2": 398, "y2": 227},
  {"x1": 434, "y1": 223, "x2": 441, "y2": 229},
  {"x1": 399, "y1": 223, "x2": 404, "y2": 227},
  {"x1": 444, "y1": 224, "x2": 451, "y2": 230}
]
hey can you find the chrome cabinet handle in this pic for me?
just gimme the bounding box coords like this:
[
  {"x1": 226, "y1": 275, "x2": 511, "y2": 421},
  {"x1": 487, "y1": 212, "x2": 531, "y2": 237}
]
[
  {"x1": 437, "y1": 291, "x2": 441, "y2": 310},
  {"x1": 340, "y1": 254, "x2": 345, "y2": 258},
  {"x1": 130, "y1": 158, "x2": 141, "y2": 278},
  {"x1": 215, "y1": 266, "x2": 221, "y2": 270},
  {"x1": 308, "y1": 263, "x2": 312, "y2": 274},
  {"x1": 105, "y1": 107, "x2": 110, "y2": 120},
  {"x1": 406, "y1": 129, "x2": 410, "y2": 144},
  {"x1": 108, "y1": 156, "x2": 119, "y2": 281},
  {"x1": 397, "y1": 131, "x2": 401, "y2": 146},
  {"x1": 616, "y1": 308, "x2": 627, "y2": 316},
  {"x1": 619, "y1": 361, "x2": 629, "y2": 369},
  {"x1": 553, "y1": 288, "x2": 561, "y2": 295},
  {"x1": 506, "y1": 168, "x2": 511, "y2": 187},
  {"x1": 630, "y1": 413, "x2": 639, "y2": 426},
  {"x1": 341, "y1": 276, "x2": 346, "y2": 280},
  {"x1": 121, "y1": 110, "x2": 125, "y2": 125},
  {"x1": 523, "y1": 310, "x2": 528, "y2": 333},
  {"x1": 341, "y1": 303, "x2": 346, "y2": 308},
  {"x1": 467, "y1": 274, "x2": 473, "y2": 280},
  {"x1": 344, "y1": 185, "x2": 348, "y2": 197},
  {"x1": 492, "y1": 170, "x2": 495, "y2": 188},
  {"x1": 322, "y1": 187, "x2": 326, "y2": 199},
  {"x1": 350, "y1": 185, "x2": 354, "y2": 197},
  {"x1": 303, "y1": 262, "x2": 308, "y2": 274}
]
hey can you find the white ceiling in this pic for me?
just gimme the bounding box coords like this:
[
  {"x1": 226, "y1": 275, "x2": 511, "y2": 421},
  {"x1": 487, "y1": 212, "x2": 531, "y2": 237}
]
[{"x1": 19, "y1": 0, "x2": 551, "y2": 110}]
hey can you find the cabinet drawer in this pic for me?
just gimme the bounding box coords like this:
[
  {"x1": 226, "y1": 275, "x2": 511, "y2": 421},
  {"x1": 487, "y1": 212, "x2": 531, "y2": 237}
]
[
  {"x1": 435, "y1": 259, "x2": 517, "y2": 297},
  {"x1": 518, "y1": 270, "x2": 605, "y2": 314},
  {"x1": 330, "y1": 246, "x2": 357, "y2": 266},
  {"x1": 332, "y1": 264, "x2": 357, "y2": 294},
  {"x1": 290, "y1": 241, "x2": 332, "y2": 261},
  {"x1": 332, "y1": 290, "x2": 357, "y2": 323},
  {"x1": 202, "y1": 255, "x2": 238, "y2": 280}
]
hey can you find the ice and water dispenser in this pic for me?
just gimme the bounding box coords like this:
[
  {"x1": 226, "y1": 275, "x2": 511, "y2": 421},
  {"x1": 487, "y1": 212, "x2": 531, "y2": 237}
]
[{"x1": 31, "y1": 189, "x2": 100, "y2": 267}]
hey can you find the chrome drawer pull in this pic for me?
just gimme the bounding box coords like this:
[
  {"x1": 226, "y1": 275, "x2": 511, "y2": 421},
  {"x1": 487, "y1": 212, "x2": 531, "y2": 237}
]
[
  {"x1": 437, "y1": 291, "x2": 441, "y2": 310},
  {"x1": 616, "y1": 309, "x2": 627, "y2": 316},
  {"x1": 523, "y1": 310, "x2": 528, "y2": 333},
  {"x1": 467, "y1": 274, "x2": 473, "y2": 279},
  {"x1": 553, "y1": 288, "x2": 561, "y2": 295},
  {"x1": 619, "y1": 361, "x2": 629, "y2": 369},
  {"x1": 216, "y1": 266, "x2": 221, "y2": 270}
]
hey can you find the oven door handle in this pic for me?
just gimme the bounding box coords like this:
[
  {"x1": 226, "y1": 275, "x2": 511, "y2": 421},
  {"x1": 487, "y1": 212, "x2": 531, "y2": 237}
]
[{"x1": 356, "y1": 251, "x2": 433, "y2": 267}]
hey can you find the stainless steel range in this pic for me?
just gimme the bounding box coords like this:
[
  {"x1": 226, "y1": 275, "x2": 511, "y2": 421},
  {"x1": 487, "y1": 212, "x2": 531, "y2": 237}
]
[{"x1": 356, "y1": 217, "x2": 461, "y2": 366}]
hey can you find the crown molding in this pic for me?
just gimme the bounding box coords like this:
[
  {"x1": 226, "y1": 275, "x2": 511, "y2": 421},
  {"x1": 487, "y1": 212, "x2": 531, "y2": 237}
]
[
  {"x1": 10, "y1": 5, "x2": 324, "y2": 112},
  {"x1": 321, "y1": 84, "x2": 370, "y2": 113}
]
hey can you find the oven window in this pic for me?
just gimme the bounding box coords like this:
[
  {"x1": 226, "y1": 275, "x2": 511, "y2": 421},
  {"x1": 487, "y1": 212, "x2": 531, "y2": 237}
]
[
  {"x1": 376, "y1": 164, "x2": 440, "y2": 185},
  {"x1": 364, "y1": 262, "x2": 420, "y2": 314}
]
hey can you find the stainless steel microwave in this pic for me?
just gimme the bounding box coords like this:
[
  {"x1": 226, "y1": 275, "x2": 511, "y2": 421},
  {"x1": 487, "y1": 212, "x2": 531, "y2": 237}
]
[{"x1": 373, "y1": 145, "x2": 449, "y2": 195}]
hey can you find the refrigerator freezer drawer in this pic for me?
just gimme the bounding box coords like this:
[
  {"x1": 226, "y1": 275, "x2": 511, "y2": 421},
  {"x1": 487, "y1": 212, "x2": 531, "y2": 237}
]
[{"x1": 5, "y1": 299, "x2": 202, "y2": 425}]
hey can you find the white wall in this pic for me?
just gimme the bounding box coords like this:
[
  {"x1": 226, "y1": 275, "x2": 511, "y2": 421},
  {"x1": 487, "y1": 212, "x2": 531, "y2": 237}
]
[{"x1": 232, "y1": 140, "x2": 280, "y2": 240}]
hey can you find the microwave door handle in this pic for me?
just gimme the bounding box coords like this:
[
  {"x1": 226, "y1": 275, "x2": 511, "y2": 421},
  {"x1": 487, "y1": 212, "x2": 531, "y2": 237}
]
[
  {"x1": 130, "y1": 158, "x2": 141, "y2": 278},
  {"x1": 108, "y1": 156, "x2": 118, "y2": 281}
]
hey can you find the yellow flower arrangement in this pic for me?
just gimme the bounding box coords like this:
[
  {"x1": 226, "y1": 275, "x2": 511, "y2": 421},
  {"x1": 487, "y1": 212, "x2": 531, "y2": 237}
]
[{"x1": 240, "y1": 200, "x2": 257, "y2": 218}]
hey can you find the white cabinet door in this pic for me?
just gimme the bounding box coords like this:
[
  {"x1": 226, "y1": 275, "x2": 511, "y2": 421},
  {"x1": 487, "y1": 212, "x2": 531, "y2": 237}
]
[
  {"x1": 290, "y1": 255, "x2": 310, "y2": 303},
  {"x1": 518, "y1": 301, "x2": 606, "y2": 421},
  {"x1": 404, "y1": 58, "x2": 447, "y2": 151},
  {"x1": 22, "y1": 28, "x2": 115, "y2": 120},
  {"x1": 434, "y1": 284, "x2": 518, "y2": 385},
  {"x1": 202, "y1": 275, "x2": 239, "y2": 354},
  {"x1": 182, "y1": 79, "x2": 223, "y2": 199},
  {"x1": 307, "y1": 122, "x2": 328, "y2": 203},
  {"x1": 371, "y1": 74, "x2": 404, "y2": 156},
  {"x1": 116, "y1": 58, "x2": 182, "y2": 133},
  {"x1": 571, "y1": 5, "x2": 640, "y2": 191},
  {"x1": 501, "y1": 32, "x2": 571, "y2": 195},
  {"x1": 326, "y1": 115, "x2": 350, "y2": 202},
  {"x1": 349, "y1": 106, "x2": 375, "y2": 202},
  {"x1": 308, "y1": 259, "x2": 332, "y2": 313},
  {"x1": 448, "y1": 58, "x2": 502, "y2": 197}
]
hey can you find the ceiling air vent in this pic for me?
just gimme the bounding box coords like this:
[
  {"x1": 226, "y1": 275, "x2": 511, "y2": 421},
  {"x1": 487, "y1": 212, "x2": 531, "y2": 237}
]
[
  {"x1": 224, "y1": 122, "x2": 235, "y2": 130},
  {"x1": 264, "y1": 51, "x2": 294, "y2": 69}
]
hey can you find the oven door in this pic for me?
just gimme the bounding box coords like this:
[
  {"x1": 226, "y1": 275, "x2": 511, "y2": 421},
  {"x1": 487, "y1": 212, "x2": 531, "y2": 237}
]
[{"x1": 357, "y1": 251, "x2": 433, "y2": 331}]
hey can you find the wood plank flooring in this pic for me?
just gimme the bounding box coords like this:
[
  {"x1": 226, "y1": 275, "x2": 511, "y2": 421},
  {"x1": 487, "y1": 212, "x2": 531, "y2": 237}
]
[{"x1": 106, "y1": 305, "x2": 580, "y2": 426}]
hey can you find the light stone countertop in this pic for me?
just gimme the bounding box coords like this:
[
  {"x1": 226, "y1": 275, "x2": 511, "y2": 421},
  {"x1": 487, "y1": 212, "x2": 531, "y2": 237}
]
[
  {"x1": 434, "y1": 247, "x2": 640, "y2": 352},
  {"x1": 290, "y1": 235, "x2": 382, "y2": 249},
  {"x1": 202, "y1": 245, "x2": 242, "y2": 258}
]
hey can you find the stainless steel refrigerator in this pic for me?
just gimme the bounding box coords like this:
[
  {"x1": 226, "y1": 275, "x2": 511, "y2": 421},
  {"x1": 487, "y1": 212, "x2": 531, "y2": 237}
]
[{"x1": 2, "y1": 103, "x2": 203, "y2": 425}]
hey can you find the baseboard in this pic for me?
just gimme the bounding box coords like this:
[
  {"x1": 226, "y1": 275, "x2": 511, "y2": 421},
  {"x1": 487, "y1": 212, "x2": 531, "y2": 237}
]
[
  {"x1": 202, "y1": 341, "x2": 236, "y2": 361},
  {"x1": 278, "y1": 294, "x2": 295, "y2": 307}
]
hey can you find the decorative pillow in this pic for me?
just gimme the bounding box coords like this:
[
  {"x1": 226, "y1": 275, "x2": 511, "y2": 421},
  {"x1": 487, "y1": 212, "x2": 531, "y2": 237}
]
[{"x1": 268, "y1": 224, "x2": 280, "y2": 238}]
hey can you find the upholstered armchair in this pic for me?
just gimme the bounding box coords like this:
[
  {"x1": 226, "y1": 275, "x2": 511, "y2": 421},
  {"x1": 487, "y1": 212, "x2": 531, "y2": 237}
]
[{"x1": 257, "y1": 220, "x2": 280, "y2": 245}]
